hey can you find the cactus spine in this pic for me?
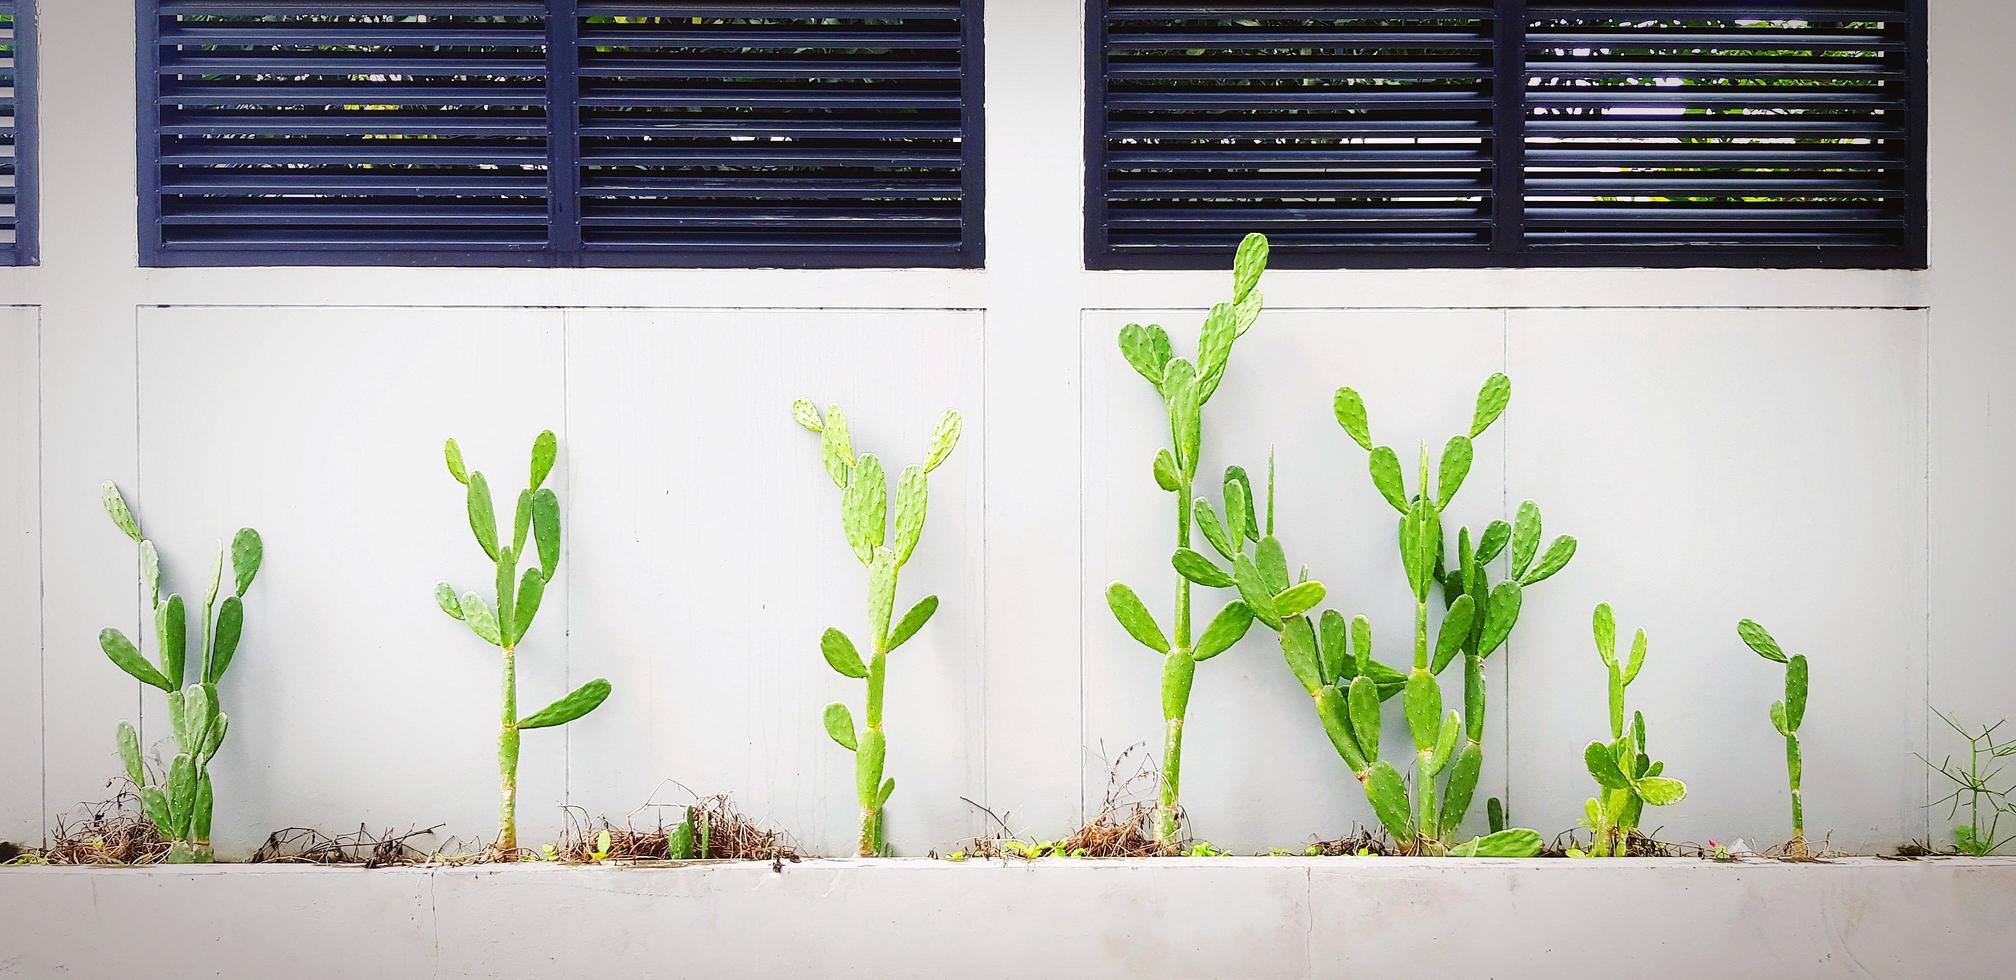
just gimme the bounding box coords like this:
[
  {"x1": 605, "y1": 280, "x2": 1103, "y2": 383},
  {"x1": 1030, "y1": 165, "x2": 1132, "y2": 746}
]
[
  {"x1": 1572, "y1": 604, "x2": 1686, "y2": 857},
  {"x1": 795, "y1": 401, "x2": 962, "y2": 857},
  {"x1": 435, "y1": 431, "x2": 611, "y2": 853},
  {"x1": 1738, "y1": 619, "x2": 1809, "y2": 856},
  {"x1": 1106, "y1": 233, "x2": 1269, "y2": 847},
  {"x1": 1330, "y1": 374, "x2": 1575, "y2": 853},
  {"x1": 97, "y1": 482, "x2": 261, "y2": 863}
]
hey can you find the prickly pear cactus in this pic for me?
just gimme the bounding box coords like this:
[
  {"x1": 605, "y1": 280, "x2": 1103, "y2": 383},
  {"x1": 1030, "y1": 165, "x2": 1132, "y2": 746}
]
[
  {"x1": 795, "y1": 401, "x2": 961, "y2": 856},
  {"x1": 96, "y1": 482, "x2": 262, "y2": 863},
  {"x1": 435, "y1": 431, "x2": 611, "y2": 852},
  {"x1": 1324, "y1": 374, "x2": 1575, "y2": 855},
  {"x1": 1738, "y1": 618, "x2": 1809, "y2": 856},
  {"x1": 1106, "y1": 232, "x2": 1269, "y2": 848},
  {"x1": 1572, "y1": 604, "x2": 1686, "y2": 857}
]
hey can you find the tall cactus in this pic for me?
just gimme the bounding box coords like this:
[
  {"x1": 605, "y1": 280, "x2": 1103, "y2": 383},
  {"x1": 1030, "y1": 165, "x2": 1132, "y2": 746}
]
[
  {"x1": 435, "y1": 431, "x2": 611, "y2": 853},
  {"x1": 1738, "y1": 619, "x2": 1810, "y2": 856},
  {"x1": 1329, "y1": 374, "x2": 1576, "y2": 852},
  {"x1": 1572, "y1": 604, "x2": 1686, "y2": 857},
  {"x1": 794, "y1": 401, "x2": 962, "y2": 857},
  {"x1": 1105, "y1": 233, "x2": 1269, "y2": 847},
  {"x1": 96, "y1": 482, "x2": 261, "y2": 864}
]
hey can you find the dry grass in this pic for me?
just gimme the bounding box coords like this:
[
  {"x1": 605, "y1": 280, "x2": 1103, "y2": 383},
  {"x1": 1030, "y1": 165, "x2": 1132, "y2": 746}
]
[
  {"x1": 552, "y1": 794, "x2": 801, "y2": 869},
  {"x1": 953, "y1": 743, "x2": 1181, "y2": 860},
  {"x1": 251, "y1": 824, "x2": 444, "y2": 867},
  {"x1": 29, "y1": 785, "x2": 171, "y2": 865},
  {"x1": 1304, "y1": 828, "x2": 1392, "y2": 857}
]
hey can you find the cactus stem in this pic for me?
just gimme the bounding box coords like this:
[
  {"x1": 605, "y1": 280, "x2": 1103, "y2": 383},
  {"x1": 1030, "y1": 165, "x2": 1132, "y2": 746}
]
[
  {"x1": 1157, "y1": 716, "x2": 1186, "y2": 846},
  {"x1": 857, "y1": 808, "x2": 882, "y2": 857},
  {"x1": 498, "y1": 644, "x2": 520, "y2": 852}
]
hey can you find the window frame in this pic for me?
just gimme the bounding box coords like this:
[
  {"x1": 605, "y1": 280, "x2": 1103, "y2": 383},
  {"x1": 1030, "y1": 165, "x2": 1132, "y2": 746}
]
[
  {"x1": 1083, "y1": 0, "x2": 1928, "y2": 271},
  {"x1": 4, "y1": 0, "x2": 37, "y2": 267},
  {"x1": 135, "y1": 0, "x2": 986, "y2": 270}
]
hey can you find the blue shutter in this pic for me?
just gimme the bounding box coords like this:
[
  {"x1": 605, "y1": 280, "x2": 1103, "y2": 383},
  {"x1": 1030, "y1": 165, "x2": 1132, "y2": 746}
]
[
  {"x1": 139, "y1": 1, "x2": 984, "y2": 268},
  {"x1": 1087, "y1": 1, "x2": 1924, "y2": 269},
  {"x1": 1, "y1": 0, "x2": 34, "y2": 266}
]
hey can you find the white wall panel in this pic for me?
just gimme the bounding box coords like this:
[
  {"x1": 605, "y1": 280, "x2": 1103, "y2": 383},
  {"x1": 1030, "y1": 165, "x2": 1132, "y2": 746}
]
[
  {"x1": 1504, "y1": 309, "x2": 1928, "y2": 852},
  {"x1": 562, "y1": 309, "x2": 985, "y2": 857},
  {"x1": 132, "y1": 307, "x2": 567, "y2": 853},
  {"x1": 0, "y1": 309, "x2": 40, "y2": 843}
]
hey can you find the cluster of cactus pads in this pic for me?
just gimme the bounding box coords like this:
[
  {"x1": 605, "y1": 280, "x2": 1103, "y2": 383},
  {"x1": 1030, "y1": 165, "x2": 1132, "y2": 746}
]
[
  {"x1": 1738, "y1": 619, "x2": 1810, "y2": 856},
  {"x1": 795, "y1": 400, "x2": 962, "y2": 856},
  {"x1": 1105, "y1": 232, "x2": 1270, "y2": 845},
  {"x1": 435, "y1": 431, "x2": 612, "y2": 853},
  {"x1": 1571, "y1": 604, "x2": 1686, "y2": 857},
  {"x1": 97, "y1": 483, "x2": 262, "y2": 863}
]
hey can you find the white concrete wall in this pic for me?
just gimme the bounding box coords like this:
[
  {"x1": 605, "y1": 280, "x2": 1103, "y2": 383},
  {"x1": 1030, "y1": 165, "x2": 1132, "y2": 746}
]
[{"x1": 0, "y1": 0, "x2": 2002, "y2": 856}]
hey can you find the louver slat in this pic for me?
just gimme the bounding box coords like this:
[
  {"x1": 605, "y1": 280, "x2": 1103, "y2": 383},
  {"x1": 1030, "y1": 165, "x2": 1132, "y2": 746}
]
[
  {"x1": 144, "y1": 2, "x2": 552, "y2": 261},
  {"x1": 1521, "y1": 2, "x2": 1921, "y2": 259},
  {"x1": 572, "y1": 0, "x2": 982, "y2": 263},
  {"x1": 1088, "y1": 0, "x2": 1499, "y2": 267},
  {"x1": 0, "y1": 0, "x2": 33, "y2": 265}
]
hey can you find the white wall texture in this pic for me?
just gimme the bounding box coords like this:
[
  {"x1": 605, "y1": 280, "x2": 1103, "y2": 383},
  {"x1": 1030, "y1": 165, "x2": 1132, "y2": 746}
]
[{"x1": 0, "y1": 0, "x2": 2005, "y2": 857}]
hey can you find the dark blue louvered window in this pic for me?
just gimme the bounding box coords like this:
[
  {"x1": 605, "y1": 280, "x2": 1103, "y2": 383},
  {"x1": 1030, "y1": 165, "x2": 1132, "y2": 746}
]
[
  {"x1": 138, "y1": 2, "x2": 984, "y2": 268},
  {"x1": 1, "y1": 0, "x2": 36, "y2": 266},
  {"x1": 1087, "y1": 1, "x2": 1925, "y2": 270}
]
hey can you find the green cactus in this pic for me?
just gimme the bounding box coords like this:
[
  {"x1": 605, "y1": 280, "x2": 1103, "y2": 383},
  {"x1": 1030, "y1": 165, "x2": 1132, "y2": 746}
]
[
  {"x1": 435, "y1": 431, "x2": 610, "y2": 853},
  {"x1": 1106, "y1": 233, "x2": 1269, "y2": 847},
  {"x1": 96, "y1": 482, "x2": 261, "y2": 863},
  {"x1": 1570, "y1": 604, "x2": 1686, "y2": 858},
  {"x1": 1738, "y1": 618, "x2": 1809, "y2": 857},
  {"x1": 1323, "y1": 374, "x2": 1576, "y2": 854},
  {"x1": 795, "y1": 401, "x2": 961, "y2": 857}
]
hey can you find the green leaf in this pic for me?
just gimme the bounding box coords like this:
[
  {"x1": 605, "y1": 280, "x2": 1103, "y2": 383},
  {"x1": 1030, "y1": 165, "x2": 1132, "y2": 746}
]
[
  {"x1": 1476, "y1": 520, "x2": 1511, "y2": 563},
  {"x1": 1317, "y1": 687, "x2": 1367, "y2": 772},
  {"x1": 1162, "y1": 652, "x2": 1197, "y2": 719},
  {"x1": 531, "y1": 489, "x2": 561, "y2": 582},
  {"x1": 791, "y1": 399, "x2": 823, "y2": 432},
  {"x1": 1350, "y1": 615, "x2": 1374, "y2": 677},
  {"x1": 209, "y1": 596, "x2": 244, "y2": 684},
  {"x1": 843, "y1": 454, "x2": 888, "y2": 566},
  {"x1": 435, "y1": 582, "x2": 464, "y2": 621},
  {"x1": 1153, "y1": 450, "x2": 1181, "y2": 492},
  {"x1": 1255, "y1": 536, "x2": 1290, "y2": 594},
  {"x1": 1399, "y1": 498, "x2": 1441, "y2": 603},
  {"x1": 102, "y1": 481, "x2": 142, "y2": 541},
  {"x1": 168, "y1": 754, "x2": 196, "y2": 838},
  {"x1": 1436, "y1": 436, "x2": 1473, "y2": 508},
  {"x1": 1193, "y1": 498, "x2": 1235, "y2": 561},
  {"x1": 1785, "y1": 654, "x2": 1809, "y2": 731},
  {"x1": 1118, "y1": 323, "x2": 1174, "y2": 388},
  {"x1": 878, "y1": 777, "x2": 897, "y2": 809},
  {"x1": 1224, "y1": 467, "x2": 1257, "y2": 544},
  {"x1": 1194, "y1": 600, "x2": 1254, "y2": 661},
  {"x1": 1431, "y1": 594, "x2": 1475, "y2": 675},
  {"x1": 824, "y1": 703, "x2": 858, "y2": 751},
  {"x1": 1233, "y1": 232, "x2": 1269, "y2": 303},
  {"x1": 1345, "y1": 675, "x2": 1385, "y2": 762},
  {"x1": 510, "y1": 568, "x2": 544, "y2": 646},
  {"x1": 867, "y1": 548, "x2": 898, "y2": 650},
  {"x1": 157, "y1": 594, "x2": 187, "y2": 689},
  {"x1": 138, "y1": 786, "x2": 173, "y2": 836},
  {"x1": 1471, "y1": 373, "x2": 1511, "y2": 439},
  {"x1": 1278, "y1": 616, "x2": 1322, "y2": 692},
  {"x1": 1738, "y1": 619, "x2": 1786, "y2": 663},
  {"x1": 101, "y1": 628, "x2": 171, "y2": 691},
  {"x1": 1509, "y1": 501, "x2": 1541, "y2": 579},
  {"x1": 1453, "y1": 828, "x2": 1541, "y2": 858},
  {"x1": 1273, "y1": 581, "x2": 1325, "y2": 619},
  {"x1": 141, "y1": 541, "x2": 160, "y2": 609},
  {"x1": 888, "y1": 595, "x2": 939, "y2": 651},
  {"x1": 820, "y1": 404, "x2": 854, "y2": 489},
  {"x1": 1636, "y1": 776, "x2": 1687, "y2": 807},
  {"x1": 1478, "y1": 581, "x2": 1523, "y2": 658},
  {"x1": 443, "y1": 439, "x2": 469, "y2": 485},
  {"x1": 1427, "y1": 709, "x2": 1462, "y2": 776},
  {"x1": 925, "y1": 410, "x2": 962, "y2": 474},
  {"x1": 117, "y1": 722, "x2": 144, "y2": 785},
  {"x1": 530, "y1": 430, "x2": 558, "y2": 490},
  {"x1": 513, "y1": 490, "x2": 532, "y2": 556},
  {"x1": 1317, "y1": 610, "x2": 1348, "y2": 684},
  {"x1": 1195, "y1": 303, "x2": 1237, "y2": 401},
  {"x1": 1592, "y1": 603, "x2": 1617, "y2": 666},
  {"x1": 1364, "y1": 762, "x2": 1414, "y2": 845},
  {"x1": 1440, "y1": 745, "x2": 1484, "y2": 839},
  {"x1": 1368, "y1": 447, "x2": 1408, "y2": 512},
  {"x1": 1770, "y1": 700, "x2": 1790, "y2": 737},
  {"x1": 1623, "y1": 629, "x2": 1648, "y2": 686},
  {"x1": 1404, "y1": 671, "x2": 1443, "y2": 752},
  {"x1": 461, "y1": 593, "x2": 501, "y2": 646},
  {"x1": 1172, "y1": 548, "x2": 1233, "y2": 589},
  {"x1": 1363, "y1": 659, "x2": 1408, "y2": 701},
  {"x1": 892, "y1": 465, "x2": 928, "y2": 566},
  {"x1": 1522, "y1": 535, "x2": 1577, "y2": 585},
  {"x1": 1585, "y1": 741, "x2": 1630, "y2": 790},
  {"x1": 856, "y1": 730, "x2": 887, "y2": 809},
  {"x1": 1231, "y1": 554, "x2": 1282, "y2": 629},
  {"x1": 1105, "y1": 583, "x2": 1169, "y2": 654},
  {"x1": 821, "y1": 628, "x2": 868, "y2": 678},
  {"x1": 1164, "y1": 359, "x2": 1200, "y2": 476},
  {"x1": 517, "y1": 678, "x2": 612, "y2": 729},
  {"x1": 466, "y1": 471, "x2": 499, "y2": 561},
  {"x1": 1333, "y1": 388, "x2": 1371, "y2": 451}
]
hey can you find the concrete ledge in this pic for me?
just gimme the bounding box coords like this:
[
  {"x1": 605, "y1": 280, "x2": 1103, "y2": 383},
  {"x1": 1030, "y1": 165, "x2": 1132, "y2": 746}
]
[{"x1": 3, "y1": 857, "x2": 2012, "y2": 979}]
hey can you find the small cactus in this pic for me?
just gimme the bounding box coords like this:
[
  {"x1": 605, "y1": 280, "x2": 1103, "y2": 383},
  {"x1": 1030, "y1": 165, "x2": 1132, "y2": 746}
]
[
  {"x1": 795, "y1": 400, "x2": 961, "y2": 856},
  {"x1": 96, "y1": 482, "x2": 261, "y2": 863},
  {"x1": 1738, "y1": 618, "x2": 1810, "y2": 856},
  {"x1": 1571, "y1": 604, "x2": 1686, "y2": 857},
  {"x1": 1106, "y1": 233, "x2": 1269, "y2": 847},
  {"x1": 435, "y1": 431, "x2": 610, "y2": 853}
]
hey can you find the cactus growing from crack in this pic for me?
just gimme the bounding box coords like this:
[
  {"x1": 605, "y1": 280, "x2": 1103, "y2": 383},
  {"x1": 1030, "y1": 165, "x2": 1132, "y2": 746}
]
[
  {"x1": 1571, "y1": 604, "x2": 1686, "y2": 857},
  {"x1": 1106, "y1": 232, "x2": 1269, "y2": 847},
  {"x1": 435, "y1": 431, "x2": 611, "y2": 853},
  {"x1": 1327, "y1": 373, "x2": 1575, "y2": 853},
  {"x1": 795, "y1": 400, "x2": 961, "y2": 856},
  {"x1": 96, "y1": 482, "x2": 261, "y2": 863},
  {"x1": 1738, "y1": 618, "x2": 1809, "y2": 856}
]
